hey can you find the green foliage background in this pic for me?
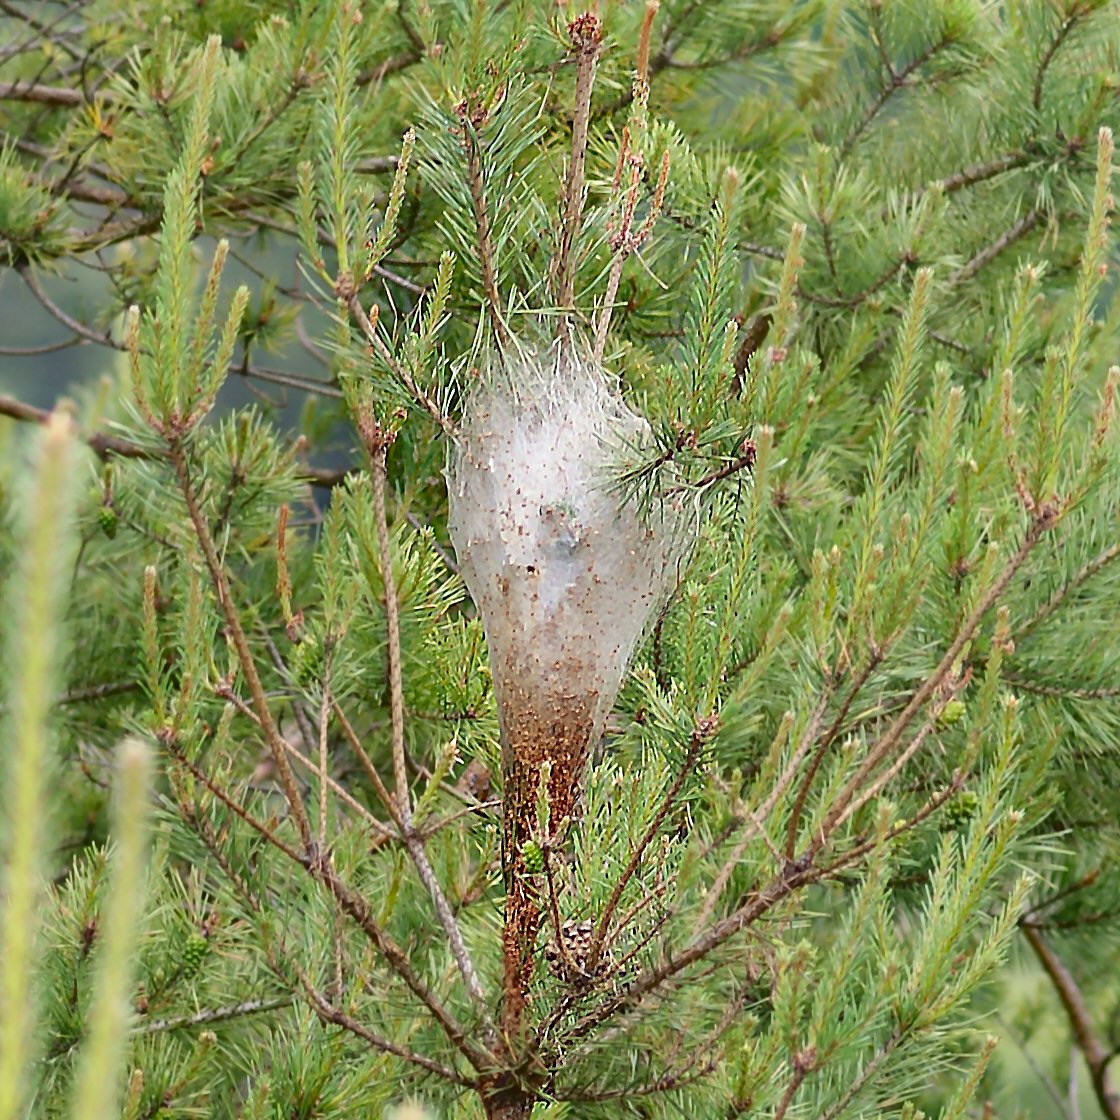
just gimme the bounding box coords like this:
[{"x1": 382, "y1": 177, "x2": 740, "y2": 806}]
[{"x1": 1, "y1": 1, "x2": 1119, "y2": 1117}]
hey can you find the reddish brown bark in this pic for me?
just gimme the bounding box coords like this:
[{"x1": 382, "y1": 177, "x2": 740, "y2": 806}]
[
  {"x1": 482, "y1": 1087, "x2": 536, "y2": 1120},
  {"x1": 498, "y1": 681, "x2": 596, "y2": 1044}
]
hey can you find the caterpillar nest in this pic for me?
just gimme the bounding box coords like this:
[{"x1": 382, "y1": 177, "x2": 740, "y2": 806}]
[{"x1": 447, "y1": 350, "x2": 693, "y2": 820}]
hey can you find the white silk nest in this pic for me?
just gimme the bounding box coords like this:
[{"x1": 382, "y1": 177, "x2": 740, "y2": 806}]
[{"x1": 447, "y1": 350, "x2": 694, "y2": 751}]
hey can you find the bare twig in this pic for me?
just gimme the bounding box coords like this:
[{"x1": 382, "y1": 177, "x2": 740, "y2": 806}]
[
  {"x1": 370, "y1": 444, "x2": 412, "y2": 822},
  {"x1": 554, "y1": 12, "x2": 603, "y2": 350},
  {"x1": 0, "y1": 79, "x2": 83, "y2": 105},
  {"x1": 949, "y1": 209, "x2": 1044, "y2": 287},
  {"x1": 18, "y1": 265, "x2": 126, "y2": 350},
  {"x1": 1034, "y1": 10, "x2": 1084, "y2": 111},
  {"x1": 696, "y1": 698, "x2": 829, "y2": 930},
  {"x1": 1021, "y1": 922, "x2": 1120, "y2": 1120},
  {"x1": 317, "y1": 859, "x2": 494, "y2": 1070},
  {"x1": 367, "y1": 437, "x2": 490, "y2": 1012},
  {"x1": 168, "y1": 742, "x2": 306, "y2": 865},
  {"x1": 169, "y1": 443, "x2": 316, "y2": 849},
  {"x1": 594, "y1": 147, "x2": 670, "y2": 362},
  {"x1": 784, "y1": 653, "x2": 883, "y2": 859},
  {"x1": 455, "y1": 103, "x2": 510, "y2": 350},
  {"x1": 1001, "y1": 674, "x2": 1120, "y2": 701},
  {"x1": 343, "y1": 292, "x2": 454, "y2": 432},
  {"x1": 317, "y1": 678, "x2": 332, "y2": 855},
  {"x1": 294, "y1": 964, "x2": 476, "y2": 1086},
  {"x1": 132, "y1": 997, "x2": 294, "y2": 1035},
  {"x1": 840, "y1": 36, "x2": 951, "y2": 158},
  {"x1": 0, "y1": 390, "x2": 350, "y2": 484}
]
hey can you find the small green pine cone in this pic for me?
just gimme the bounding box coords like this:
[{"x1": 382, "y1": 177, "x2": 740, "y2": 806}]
[
  {"x1": 180, "y1": 932, "x2": 209, "y2": 979},
  {"x1": 98, "y1": 505, "x2": 118, "y2": 539},
  {"x1": 937, "y1": 699, "x2": 966, "y2": 728},
  {"x1": 522, "y1": 840, "x2": 545, "y2": 874},
  {"x1": 943, "y1": 790, "x2": 980, "y2": 828}
]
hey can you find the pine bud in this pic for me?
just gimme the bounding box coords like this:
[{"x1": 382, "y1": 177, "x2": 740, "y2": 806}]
[{"x1": 98, "y1": 504, "x2": 118, "y2": 539}]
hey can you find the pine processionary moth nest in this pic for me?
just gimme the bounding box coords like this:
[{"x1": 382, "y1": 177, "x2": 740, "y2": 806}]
[{"x1": 447, "y1": 348, "x2": 694, "y2": 804}]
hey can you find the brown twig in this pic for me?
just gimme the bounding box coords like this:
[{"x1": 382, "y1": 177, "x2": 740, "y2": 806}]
[
  {"x1": 367, "y1": 435, "x2": 489, "y2": 1010},
  {"x1": 317, "y1": 676, "x2": 332, "y2": 855},
  {"x1": 1001, "y1": 674, "x2": 1120, "y2": 701},
  {"x1": 0, "y1": 79, "x2": 83, "y2": 105},
  {"x1": 696, "y1": 699, "x2": 829, "y2": 931},
  {"x1": 1021, "y1": 921, "x2": 1120, "y2": 1120},
  {"x1": 18, "y1": 264, "x2": 126, "y2": 350},
  {"x1": 344, "y1": 292, "x2": 454, "y2": 432},
  {"x1": 553, "y1": 12, "x2": 603, "y2": 351},
  {"x1": 1, "y1": 388, "x2": 353, "y2": 484},
  {"x1": 132, "y1": 997, "x2": 294, "y2": 1035},
  {"x1": 456, "y1": 104, "x2": 510, "y2": 350},
  {"x1": 294, "y1": 963, "x2": 476, "y2": 1086},
  {"x1": 732, "y1": 312, "x2": 772, "y2": 395},
  {"x1": 369, "y1": 444, "x2": 411, "y2": 821},
  {"x1": 169, "y1": 442, "x2": 316, "y2": 849},
  {"x1": 800, "y1": 252, "x2": 913, "y2": 309},
  {"x1": 840, "y1": 36, "x2": 951, "y2": 158},
  {"x1": 594, "y1": 147, "x2": 670, "y2": 362},
  {"x1": 211, "y1": 680, "x2": 396, "y2": 841},
  {"x1": 167, "y1": 742, "x2": 306, "y2": 865},
  {"x1": 1033, "y1": 10, "x2": 1084, "y2": 111},
  {"x1": 1016, "y1": 540, "x2": 1120, "y2": 643},
  {"x1": 949, "y1": 209, "x2": 1044, "y2": 287},
  {"x1": 784, "y1": 652, "x2": 883, "y2": 859},
  {"x1": 331, "y1": 691, "x2": 489, "y2": 1013},
  {"x1": 817, "y1": 770, "x2": 968, "y2": 878}
]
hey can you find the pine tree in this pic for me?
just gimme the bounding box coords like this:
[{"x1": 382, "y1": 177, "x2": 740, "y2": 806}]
[{"x1": 1, "y1": 2, "x2": 1119, "y2": 1118}]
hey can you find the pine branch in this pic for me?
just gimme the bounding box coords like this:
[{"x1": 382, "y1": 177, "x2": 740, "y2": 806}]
[
  {"x1": 800, "y1": 251, "x2": 914, "y2": 309},
  {"x1": 295, "y1": 966, "x2": 476, "y2": 1087},
  {"x1": 455, "y1": 107, "x2": 510, "y2": 350},
  {"x1": 167, "y1": 741, "x2": 306, "y2": 865},
  {"x1": 784, "y1": 650, "x2": 884, "y2": 860},
  {"x1": 586, "y1": 719, "x2": 711, "y2": 972},
  {"x1": 1000, "y1": 674, "x2": 1120, "y2": 701},
  {"x1": 812, "y1": 513, "x2": 1054, "y2": 849},
  {"x1": 169, "y1": 442, "x2": 315, "y2": 847},
  {"x1": 564, "y1": 515, "x2": 1057, "y2": 1049},
  {"x1": 937, "y1": 151, "x2": 1035, "y2": 196},
  {"x1": 343, "y1": 292, "x2": 454, "y2": 432},
  {"x1": 316, "y1": 861, "x2": 494, "y2": 1071},
  {"x1": 209, "y1": 680, "x2": 396, "y2": 840}
]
